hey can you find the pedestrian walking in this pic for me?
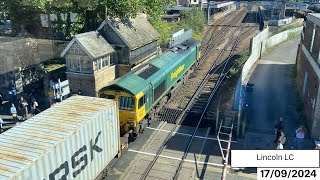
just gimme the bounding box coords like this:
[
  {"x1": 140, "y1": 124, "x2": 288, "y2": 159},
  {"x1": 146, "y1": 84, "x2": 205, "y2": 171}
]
[
  {"x1": 18, "y1": 96, "x2": 28, "y2": 120},
  {"x1": 274, "y1": 117, "x2": 284, "y2": 143},
  {"x1": 10, "y1": 103, "x2": 18, "y2": 123},
  {"x1": 294, "y1": 125, "x2": 305, "y2": 150},
  {"x1": 8, "y1": 79, "x2": 17, "y2": 102},
  {"x1": 276, "y1": 140, "x2": 284, "y2": 149},
  {"x1": 0, "y1": 117, "x2": 3, "y2": 133},
  {"x1": 31, "y1": 98, "x2": 39, "y2": 116},
  {"x1": 28, "y1": 89, "x2": 37, "y2": 105},
  {"x1": 278, "y1": 130, "x2": 287, "y2": 146}
]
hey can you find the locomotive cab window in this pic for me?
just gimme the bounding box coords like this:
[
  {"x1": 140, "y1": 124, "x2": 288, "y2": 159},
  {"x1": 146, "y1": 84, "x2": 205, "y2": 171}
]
[
  {"x1": 119, "y1": 96, "x2": 134, "y2": 110},
  {"x1": 100, "y1": 94, "x2": 115, "y2": 99},
  {"x1": 138, "y1": 95, "x2": 146, "y2": 108}
]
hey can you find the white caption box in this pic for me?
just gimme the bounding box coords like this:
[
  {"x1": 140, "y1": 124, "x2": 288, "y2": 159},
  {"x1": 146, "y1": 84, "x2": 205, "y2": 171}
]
[
  {"x1": 257, "y1": 168, "x2": 320, "y2": 180},
  {"x1": 231, "y1": 150, "x2": 319, "y2": 168}
]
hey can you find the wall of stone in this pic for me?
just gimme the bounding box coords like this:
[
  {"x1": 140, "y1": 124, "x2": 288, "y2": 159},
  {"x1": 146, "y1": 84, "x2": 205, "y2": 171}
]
[
  {"x1": 66, "y1": 72, "x2": 96, "y2": 97},
  {"x1": 117, "y1": 64, "x2": 132, "y2": 77},
  {"x1": 94, "y1": 65, "x2": 116, "y2": 94}
]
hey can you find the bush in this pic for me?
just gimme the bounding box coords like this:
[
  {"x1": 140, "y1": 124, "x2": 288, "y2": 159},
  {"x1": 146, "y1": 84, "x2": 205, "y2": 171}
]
[
  {"x1": 150, "y1": 8, "x2": 206, "y2": 47},
  {"x1": 150, "y1": 19, "x2": 172, "y2": 46},
  {"x1": 179, "y1": 9, "x2": 206, "y2": 35}
]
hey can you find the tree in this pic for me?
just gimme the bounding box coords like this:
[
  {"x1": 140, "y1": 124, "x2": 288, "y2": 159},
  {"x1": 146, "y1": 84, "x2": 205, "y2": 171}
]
[{"x1": 4, "y1": 0, "x2": 173, "y2": 38}]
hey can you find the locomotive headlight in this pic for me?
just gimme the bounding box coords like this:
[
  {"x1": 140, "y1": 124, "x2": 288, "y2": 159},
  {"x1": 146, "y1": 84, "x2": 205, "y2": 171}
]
[{"x1": 129, "y1": 121, "x2": 135, "y2": 127}]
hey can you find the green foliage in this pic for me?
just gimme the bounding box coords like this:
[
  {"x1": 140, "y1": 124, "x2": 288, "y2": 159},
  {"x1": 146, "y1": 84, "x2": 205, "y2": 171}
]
[
  {"x1": 151, "y1": 8, "x2": 206, "y2": 47},
  {"x1": 3, "y1": 0, "x2": 173, "y2": 38},
  {"x1": 150, "y1": 19, "x2": 172, "y2": 46},
  {"x1": 179, "y1": 9, "x2": 206, "y2": 35},
  {"x1": 271, "y1": 19, "x2": 304, "y2": 35}
]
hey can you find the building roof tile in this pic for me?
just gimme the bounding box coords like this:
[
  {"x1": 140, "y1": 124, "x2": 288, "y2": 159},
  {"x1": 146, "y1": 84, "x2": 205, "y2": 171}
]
[
  {"x1": 99, "y1": 14, "x2": 159, "y2": 50},
  {"x1": 61, "y1": 31, "x2": 114, "y2": 59}
]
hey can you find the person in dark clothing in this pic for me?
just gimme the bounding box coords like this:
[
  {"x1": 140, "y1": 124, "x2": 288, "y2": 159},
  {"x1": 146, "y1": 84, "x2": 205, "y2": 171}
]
[
  {"x1": 274, "y1": 117, "x2": 284, "y2": 143},
  {"x1": 8, "y1": 79, "x2": 17, "y2": 102},
  {"x1": 18, "y1": 96, "x2": 28, "y2": 120},
  {"x1": 28, "y1": 89, "x2": 37, "y2": 105}
]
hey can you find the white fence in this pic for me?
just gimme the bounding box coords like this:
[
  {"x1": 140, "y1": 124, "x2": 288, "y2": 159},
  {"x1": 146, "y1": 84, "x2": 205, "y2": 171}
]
[
  {"x1": 266, "y1": 27, "x2": 303, "y2": 47},
  {"x1": 241, "y1": 26, "x2": 303, "y2": 84},
  {"x1": 241, "y1": 27, "x2": 269, "y2": 84},
  {"x1": 269, "y1": 17, "x2": 293, "y2": 26}
]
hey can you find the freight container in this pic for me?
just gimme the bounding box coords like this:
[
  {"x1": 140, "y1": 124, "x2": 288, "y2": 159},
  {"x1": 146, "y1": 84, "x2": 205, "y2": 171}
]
[{"x1": 0, "y1": 96, "x2": 119, "y2": 180}]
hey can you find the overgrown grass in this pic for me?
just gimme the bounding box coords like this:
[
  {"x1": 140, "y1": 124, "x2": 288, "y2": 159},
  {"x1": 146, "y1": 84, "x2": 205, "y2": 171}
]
[
  {"x1": 271, "y1": 19, "x2": 304, "y2": 35},
  {"x1": 226, "y1": 50, "x2": 251, "y2": 82},
  {"x1": 262, "y1": 31, "x2": 301, "y2": 58},
  {"x1": 150, "y1": 8, "x2": 206, "y2": 47}
]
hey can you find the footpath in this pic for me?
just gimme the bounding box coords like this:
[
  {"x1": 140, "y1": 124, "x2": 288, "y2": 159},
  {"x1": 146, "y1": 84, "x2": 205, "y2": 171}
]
[{"x1": 242, "y1": 38, "x2": 314, "y2": 150}]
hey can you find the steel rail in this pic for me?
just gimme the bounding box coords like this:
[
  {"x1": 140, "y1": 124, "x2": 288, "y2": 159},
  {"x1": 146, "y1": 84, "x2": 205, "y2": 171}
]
[
  {"x1": 139, "y1": 10, "x2": 248, "y2": 180},
  {"x1": 200, "y1": 8, "x2": 247, "y2": 64},
  {"x1": 172, "y1": 13, "x2": 248, "y2": 180}
]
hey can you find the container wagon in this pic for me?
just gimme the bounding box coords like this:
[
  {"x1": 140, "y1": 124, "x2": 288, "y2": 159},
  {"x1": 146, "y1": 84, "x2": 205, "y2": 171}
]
[{"x1": 0, "y1": 96, "x2": 119, "y2": 180}]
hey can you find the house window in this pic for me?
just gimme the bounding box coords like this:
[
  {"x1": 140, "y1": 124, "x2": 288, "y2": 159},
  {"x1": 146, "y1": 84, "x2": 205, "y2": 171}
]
[
  {"x1": 96, "y1": 55, "x2": 111, "y2": 71},
  {"x1": 67, "y1": 56, "x2": 92, "y2": 73},
  {"x1": 110, "y1": 54, "x2": 116, "y2": 65}
]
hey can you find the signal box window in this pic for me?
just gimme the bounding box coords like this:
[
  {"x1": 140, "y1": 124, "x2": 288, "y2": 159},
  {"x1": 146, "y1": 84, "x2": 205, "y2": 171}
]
[
  {"x1": 138, "y1": 95, "x2": 146, "y2": 108},
  {"x1": 100, "y1": 94, "x2": 115, "y2": 99},
  {"x1": 119, "y1": 96, "x2": 134, "y2": 110}
]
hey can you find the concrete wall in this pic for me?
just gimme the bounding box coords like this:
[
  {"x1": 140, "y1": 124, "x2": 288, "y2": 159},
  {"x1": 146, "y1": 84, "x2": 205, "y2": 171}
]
[
  {"x1": 241, "y1": 24, "x2": 320, "y2": 137},
  {"x1": 266, "y1": 27, "x2": 303, "y2": 48},
  {"x1": 0, "y1": 38, "x2": 67, "y2": 74},
  {"x1": 242, "y1": 26, "x2": 303, "y2": 85},
  {"x1": 297, "y1": 46, "x2": 319, "y2": 135},
  {"x1": 242, "y1": 27, "x2": 269, "y2": 84},
  {"x1": 296, "y1": 18, "x2": 320, "y2": 138},
  {"x1": 269, "y1": 17, "x2": 293, "y2": 26}
]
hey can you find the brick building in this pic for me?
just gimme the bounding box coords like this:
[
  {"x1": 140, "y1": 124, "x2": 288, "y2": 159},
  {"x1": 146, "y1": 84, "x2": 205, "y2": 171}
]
[
  {"x1": 61, "y1": 14, "x2": 160, "y2": 97},
  {"x1": 97, "y1": 14, "x2": 160, "y2": 66},
  {"x1": 296, "y1": 13, "x2": 320, "y2": 138},
  {"x1": 61, "y1": 31, "x2": 115, "y2": 96}
]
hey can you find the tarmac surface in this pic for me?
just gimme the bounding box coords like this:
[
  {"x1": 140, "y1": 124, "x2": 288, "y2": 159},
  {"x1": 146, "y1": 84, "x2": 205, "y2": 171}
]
[
  {"x1": 244, "y1": 38, "x2": 315, "y2": 150},
  {"x1": 105, "y1": 121, "x2": 255, "y2": 180}
]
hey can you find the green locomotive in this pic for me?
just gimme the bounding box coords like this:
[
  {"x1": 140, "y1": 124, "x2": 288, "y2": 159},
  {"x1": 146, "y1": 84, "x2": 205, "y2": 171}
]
[{"x1": 99, "y1": 38, "x2": 200, "y2": 134}]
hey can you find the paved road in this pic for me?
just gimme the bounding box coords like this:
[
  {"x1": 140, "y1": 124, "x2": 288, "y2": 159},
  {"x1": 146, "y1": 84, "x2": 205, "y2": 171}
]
[{"x1": 244, "y1": 39, "x2": 314, "y2": 150}]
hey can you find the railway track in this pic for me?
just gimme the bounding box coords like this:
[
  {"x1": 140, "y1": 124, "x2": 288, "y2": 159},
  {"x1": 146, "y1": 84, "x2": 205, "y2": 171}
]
[
  {"x1": 105, "y1": 8, "x2": 260, "y2": 180},
  {"x1": 157, "y1": 8, "x2": 248, "y2": 123},
  {"x1": 135, "y1": 9, "x2": 250, "y2": 180}
]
